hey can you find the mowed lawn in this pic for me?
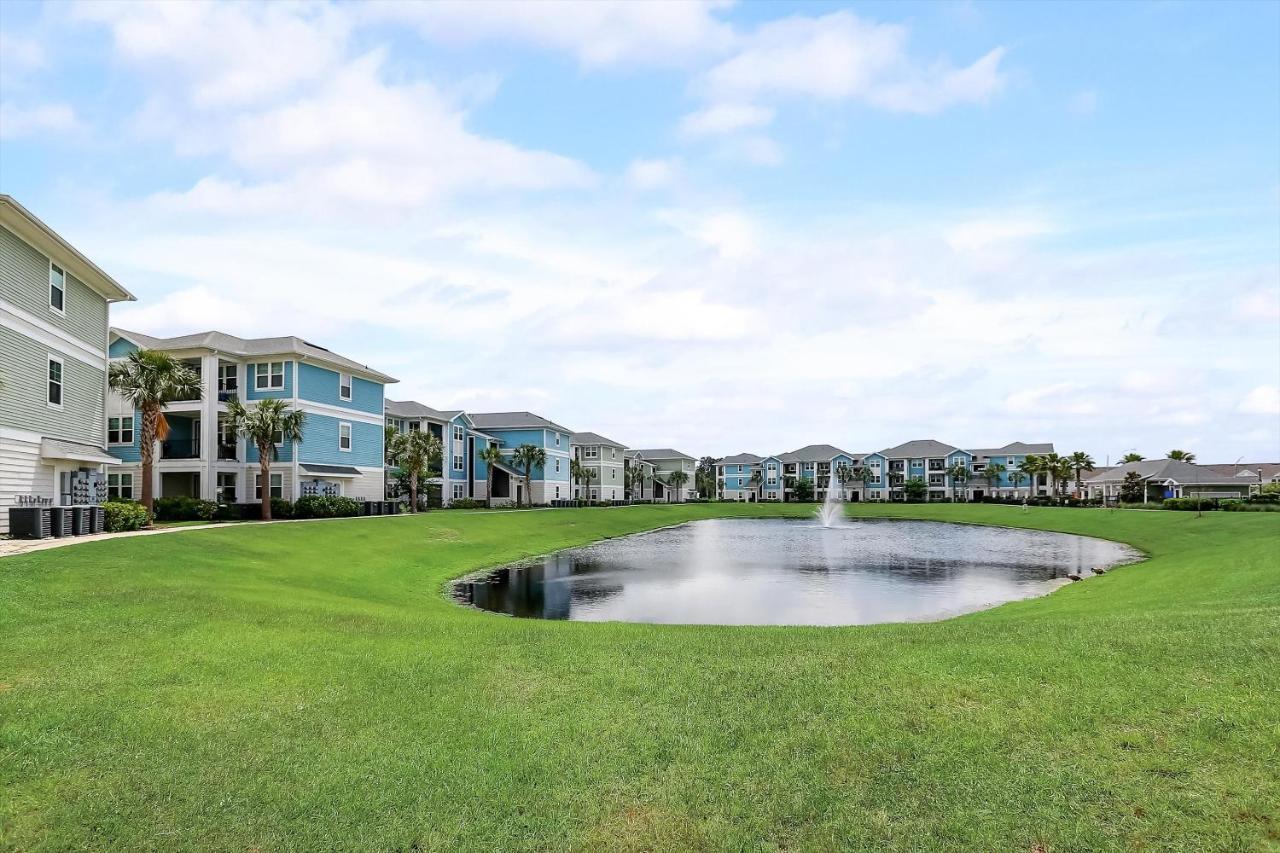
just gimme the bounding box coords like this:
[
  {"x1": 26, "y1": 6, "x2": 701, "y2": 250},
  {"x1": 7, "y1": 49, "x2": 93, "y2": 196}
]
[{"x1": 2, "y1": 504, "x2": 1278, "y2": 851}]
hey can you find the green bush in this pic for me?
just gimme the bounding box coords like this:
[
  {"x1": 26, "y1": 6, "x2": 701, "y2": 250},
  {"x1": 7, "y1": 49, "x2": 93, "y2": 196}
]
[
  {"x1": 1222, "y1": 500, "x2": 1279, "y2": 512},
  {"x1": 153, "y1": 496, "x2": 218, "y2": 522},
  {"x1": 293, "y1": 495, "x2": 362, "y2": 519},
  {"x1": 213, "y1": 503, "x2": 243, "y2": 522},
  {"x1": 1163, "y1": 497, "x2": 1219, "y2": 511},
  {"x1": 270, "y1": 498, "x2": 294, "y2": 519},
  {"x1": 448, "y1": 498, "x2": 485, "y2": 509},
  {"x1": 103, "y1": 500, "x2": 150, "y2": 532}
]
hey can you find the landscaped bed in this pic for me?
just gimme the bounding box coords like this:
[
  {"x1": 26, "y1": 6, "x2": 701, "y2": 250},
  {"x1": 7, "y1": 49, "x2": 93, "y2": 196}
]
[{"x1": 1, "y1": 503, "x2": 1277, "y2": 850}]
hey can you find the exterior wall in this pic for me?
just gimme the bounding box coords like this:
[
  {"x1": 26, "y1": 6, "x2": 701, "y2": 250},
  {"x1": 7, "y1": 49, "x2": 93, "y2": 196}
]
[
  {"x1": 297, "y1": 363, "x2": 383, "y2": 415},
  {"x1": 0, "y1": 325, "x2": 107, "y2": 447},
  {"x1": 0, "y1": 427, "x2": 56, "y2": 534},
  {"x1": 0, "y1": 224, "x2": 108, "y2": 351},
  {"x1": 294, "y1": 414, "x2": 382, "y2": 468},
  {"x1": 245, "y1": 359, "x2": 294, "y2": 400}
]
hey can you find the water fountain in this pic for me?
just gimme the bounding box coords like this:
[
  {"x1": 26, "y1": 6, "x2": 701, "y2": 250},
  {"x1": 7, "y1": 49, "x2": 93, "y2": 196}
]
[{"x1": 816, "y1": 472, "x2": 845, "y2": 528}]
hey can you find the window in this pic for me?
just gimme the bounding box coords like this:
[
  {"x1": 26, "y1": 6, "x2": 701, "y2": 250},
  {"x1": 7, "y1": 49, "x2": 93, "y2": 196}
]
[
  {"x1": 47, "y1": 357, "x2": 63, "y2": 407},
  {"x1": 555, "y1": 433, "x2": 561, "y2": 447},
  {"x1": 452, "y1": 484, "x2": 464, "y2": 500},
  {"x1": 216, "y1": 472, "x2": 236, "y2": 503},
  {"x1": 584, "y1": 446, "x2": 598, "y2": 459},
  {"x1": 256, "y1": 473, "x2": 283, "y2": 500},
  {"x1": 408, "y1": 421, "x2": 421, "y2": 432},
  {"x1": 609, "y1": 448, "x2": 615, "y2": 459},
  {"x1": 218, "y1": 364, "x2": 238, "y2": 392},
  {"x1": 108, "y1": 416, "x2": 134, "y2": 445},
  {"x1": 49, "y1": 263, "x2": 66, "y2": 314},
  {"x1": 339, "y1": 373, "x2": 352, "y2": 401},
  {"x1": 107, "y1": 473, "x2": 133, "y2": 500},
  {"x1": 453, "y1": 425, "x2": 464, "y2": 442},
  {"x1": 590, "y1": 489, "x2": 598, "y2": 501},
  {"x1": 555, "y1": 459, "x2": 560, "y2": 474},
  {"x1": 339, "y1": 422, "x2": 352, "y2": 452},
  {"x1": 453, "y1": 454, "x2": 463, "y2": 472},
  {"x1": 254, "y1": 362, "x2": 285, "y2": 390}
]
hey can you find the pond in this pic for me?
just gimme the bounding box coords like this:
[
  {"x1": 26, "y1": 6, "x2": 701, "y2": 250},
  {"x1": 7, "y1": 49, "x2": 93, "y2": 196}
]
[{"x1": 454, "y1": 518, "x2": 1142, "y2": 626}]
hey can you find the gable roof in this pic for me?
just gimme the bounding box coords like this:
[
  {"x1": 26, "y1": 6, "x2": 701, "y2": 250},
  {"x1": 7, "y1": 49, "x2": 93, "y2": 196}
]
[
  {"x1": 1, "y1": 195, "x2": 135, "y2": 303},
  {"x1": 1199, "y1": 463, "x2": 1280, "y2": 480},
  {"x1": 469, "y1": 411, "x2": 573, "y2": 434},
  {"x1": 879, "y1": 439, "x2": 958, "y2": 458},
  {"x1": 385, "y1": 399, "x2": 464, "y2": 421},
  {"x1": 571, "y1": 431, "x2": 627, "y2": 449},
  {"x1": 968, "y1": 442, "x2": 1056, "y2": 457},
  {"x1": 776, "y1": 444, "x2": 854, "y2": 463},
  {"x1": 1085, "y1": 459, "x2": 1247, "y2": 485},
  {"x1": 111, "y1": 327, "x2": 396, "y2": 384},
  {"x1": 631, "y1": 448, "x2": 694, "y2": 461},
  {"x1": 719, "y1": 452, "x2": 763, "y2": 465}
]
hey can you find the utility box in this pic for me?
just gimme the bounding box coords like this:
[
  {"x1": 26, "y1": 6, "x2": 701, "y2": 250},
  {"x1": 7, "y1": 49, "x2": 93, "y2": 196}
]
[
  {"x1": 49, "y1": 507, "x2": 73, "y2": 538},
  {"x1": 70, "y1": 506, "x2": 89, "y2": 536},
  {"x1": 89, "y1": 506, "x2": 105, "y2": 534}
]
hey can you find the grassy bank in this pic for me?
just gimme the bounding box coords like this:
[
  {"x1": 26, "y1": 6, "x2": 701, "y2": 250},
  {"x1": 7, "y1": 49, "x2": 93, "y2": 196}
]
[{"x1": 2, "y1": 503, "x2": 1277, "y2": 850}]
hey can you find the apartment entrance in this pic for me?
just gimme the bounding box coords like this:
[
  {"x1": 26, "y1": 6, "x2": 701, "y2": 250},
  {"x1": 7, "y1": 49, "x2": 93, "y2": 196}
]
[{"x1": 160, "y1": 471, "x2": 200, "y2": 498}]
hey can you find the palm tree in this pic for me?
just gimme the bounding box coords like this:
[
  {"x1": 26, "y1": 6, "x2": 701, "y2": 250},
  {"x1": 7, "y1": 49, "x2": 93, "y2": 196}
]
[
  {"x1": 571, "y1": 460, "x2": 596, "y2": 503},
  {"x1": 225, "y1": 398, "x2": 305, "y2": 520},
  {"x1": 696, "y1": 455, "x2": 719, "y2": 499},
  {"x1": 108, "y1": 349, "x2": 203, "y2": 513},
  {"x1": 1008, "y1": 462, "x2": 1030, "y2": 495},
  {"x1": 667, "y1": 469, "x2": 689, "y2": 503},
  {"x1": 388, "y1": 429, "x2": 442, "y2": 512},
  {"x1": 1020, "y1": 454, "x2": 1047, "y2": 497},
  {"x1": 1068, "y1": 451, "x2": 1095, "y2": 498},
  {"x1": 946, "y1": 461, "x2": 969, "y2": 501},
  {"x1": 629, "y1": 464, "x2": 648, "y2": 502},
  {"x1": 477, "y1": 444, "x2": 504, "y2": 508},
  {"x1": 1120, "y1": 452, "x2": 1145, "y2": 463},
  {"x1": 511, "y1": 443, "x2": 546, "y2": 508},
  {"x1": 834, "y1": 463, "x2": 853, "y2": 501},
  {"x1": 983, "y1": 462, "x2": 1007, "y2": 497},
  {"x1": 748, "y1": 469, "x2": 763, "y2": 501},
  {"x1": 1167, "y1": 449, "x2": 1196, "y2": 463}
]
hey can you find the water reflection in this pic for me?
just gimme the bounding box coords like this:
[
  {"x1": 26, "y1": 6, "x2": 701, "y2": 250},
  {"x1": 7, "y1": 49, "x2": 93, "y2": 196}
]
[{"x1": 455, "y1": 518, "x2": 1140, "y2": 626}]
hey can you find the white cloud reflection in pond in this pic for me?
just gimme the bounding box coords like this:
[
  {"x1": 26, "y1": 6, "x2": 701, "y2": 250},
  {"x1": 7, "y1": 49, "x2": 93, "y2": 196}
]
[{"x1": 456, "y1": 518, "x2": 1141, "y2": 626}]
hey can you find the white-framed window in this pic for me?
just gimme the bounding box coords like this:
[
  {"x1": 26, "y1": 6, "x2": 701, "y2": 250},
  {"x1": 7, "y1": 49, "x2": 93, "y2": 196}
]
[
  {"x1": 590, "y1": 489, "x2": 598, "y2": 501},
  {"x1": 453, "y1": 425, "x2": 464, "y2": 442},
  {"x1": 47, "y1": 356, "x2": 63, "y2": 408},
  {"x1": 452, "y1": 483, "x2": 464, "y2": 500},
  {"x1": 339, "y1": 422, "x2": 352, "y2": 452},
  {"x1": 255, "y1": 362, "x2": 285, "y2": 390},
  {"x1": 218, "y1": 364, "x2": 238, "y2": 392},
  {"x1": 107, "y1": 472, "x2": 133, "y2": 500},
  {"x1": 339, "y1": 373, "x2": 352, "y2": 401},
  {"x1": 609, "y1": 447, "x2": 615, "y2": 459},
  {"x1": 216, "y1": 472, "x2": 236, "y2": 503},
  {"x1": 555, "y1": 458, "x2": 560, "y2": 474},
  {"x1": 555, "y1": 486, "x2": 560, "y2": 498},
  {"x1": 271, "y1": 428, "x2": 284, "y2": 447},
  {"x1": 49, "y1": 263, "x2": 66, "y2": 314},
  {"x1": 453, "y1": 454, "x2": 463, "y2": 472},
  {"x1": 108, "y1": 416, "x2": 134, "y2": 445},
  {"x1": 408, "y1": 421, "x2": 420, "y2": 432},
  {"x1": 584, "y1": 446, "x2": 598, "y2": 459},
  {"x1": 256, "y1": 472, "x2": 283, "y2": 500}
]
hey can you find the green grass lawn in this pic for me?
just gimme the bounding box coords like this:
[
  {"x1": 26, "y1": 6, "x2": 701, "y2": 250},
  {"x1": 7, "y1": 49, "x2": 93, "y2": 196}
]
[{"x1": 2, "y1": 504, "x2": 1277, "y2": 851}]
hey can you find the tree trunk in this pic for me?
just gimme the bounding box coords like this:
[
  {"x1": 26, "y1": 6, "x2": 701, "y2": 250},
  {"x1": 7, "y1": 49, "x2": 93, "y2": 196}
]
[
  {"x1": 140, "y1": 404, "x2": 158, "y2": 514},
  {"x1": 259, "y1": 450, "x2": 272, "y2": 521},
  {"x1": 409, "y1": 470, "x2": 418, "y2": 513}
]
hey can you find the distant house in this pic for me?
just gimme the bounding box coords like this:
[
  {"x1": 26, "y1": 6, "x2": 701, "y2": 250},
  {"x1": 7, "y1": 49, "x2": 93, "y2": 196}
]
[
  {"x1": 629, "y1": 448, "x2": 696, "y2": 502},
  {"x1": 1084, "y1": 459, "x2": 1262, "y2": 502},
  {"x1": 469, "y1": 411, "x2": 574, "y2": 506},
  {"x1": 716, "y1": 453, "x2": 764, "y2": 501},
  {"x1": 966, "y1": 442, "x2": 1057, "y2": 499},
  {"x1": 108, "y1": 328, "x2": 396, "y2": 504},
  {"x1": 1, "y1": 196, "x2": 135, "y2": 535},
  {"x1": 570, "y1": 431, "x2": 628, "y2": 502}
]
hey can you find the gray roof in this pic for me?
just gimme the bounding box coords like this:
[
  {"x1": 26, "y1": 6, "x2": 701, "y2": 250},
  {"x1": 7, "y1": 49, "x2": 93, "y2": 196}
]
[
  {"x1": 879, "y1": 439, "x2": 959, "y2": 459},
  {"x1": 968, "y1": 442, "x2": 1055, "y2": 457},
  {"x1": 299, "y1": 463, "x2": 362, "y2": 477},
  {"x1": 112, "y1": 327, "x2": 396, "y2": 384},
  {"x1": 469, "y1": 411, "x2": 573, "y2": 434},
  {"x1": 41, "y1": 437, "x2": 119, "y2": 465},
  {"x1": 385, "y1": 399, "x2": 463, "y2": 421},
  {"x1": 777, "y1": 444, "x2": 854, "y2": 463},
  {"x1": 1085, "y1": 459, "x2": 1248, "y2": 485},
  {"x1": 631, "y1": 448, "x2": 695, "y2": 461},
  {"x1": 1200, "y1": 463, "x2": 1280, "y2": 480},
  {"x1": 571, "y1": 431, "x2": 627, "y2": 449},
  {"x1": 719, "y1": 452, "x2": 763, "y2": 465}
]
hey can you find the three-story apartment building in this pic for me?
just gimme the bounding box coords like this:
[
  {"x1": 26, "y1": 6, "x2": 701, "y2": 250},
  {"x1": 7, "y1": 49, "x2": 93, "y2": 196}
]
[
  {"x1": 469, "y1": 412, "x2": 574, "y2": 505},
  {"x1": 570, "y1": 432, "x2": 628, "y2": 502},
  {"x1": 716, "y1": 453, "x2": 763, "y2": 501},
  {"x1": 385, "y1": 400, "x2": 506, "y2": 505},
  {"x1": 107, "y1": 329, "x2": 395, "y2": 504},
  {"x1": 629, "y1": 449, "x2": 696, "y2": 502},
  {"x1": 1, "y1": 196, "x2": 135, "y2": 535}
]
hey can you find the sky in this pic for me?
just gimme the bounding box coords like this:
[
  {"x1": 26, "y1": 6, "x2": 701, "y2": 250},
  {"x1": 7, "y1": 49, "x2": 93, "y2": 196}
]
[{"x1": 1, "y1": 0, "x2": 1278, "y2": 463}]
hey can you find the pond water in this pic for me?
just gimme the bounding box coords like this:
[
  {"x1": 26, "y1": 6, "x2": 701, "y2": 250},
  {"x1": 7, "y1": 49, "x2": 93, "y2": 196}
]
[{"x1": 454, "y1": 518, "x2": 1141, "y2": 626}]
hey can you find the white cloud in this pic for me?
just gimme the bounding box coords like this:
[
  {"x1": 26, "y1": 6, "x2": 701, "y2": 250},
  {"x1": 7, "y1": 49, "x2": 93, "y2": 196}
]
[
  {"x1": 0, "y1": 102, "x2": 80, "y2": 139},
  {"x1": 678, "y1": 103, "x2": 775, "y2": 137},
  {"x1": 364, "y1": 0, "x2": 735, "y2": 68},
  {"x1": 1238, "y1": 385, "x2": 1280, "y2": 416},
  {"x1": 697, "y1": 11, "x2": 1006, "y2": 113},
  {"x1": 944, "y1": 216, "x2": 1053, "y2": 252},
  {"x1": 625, "y1": 157, "x2": 681, "y2": 191}
]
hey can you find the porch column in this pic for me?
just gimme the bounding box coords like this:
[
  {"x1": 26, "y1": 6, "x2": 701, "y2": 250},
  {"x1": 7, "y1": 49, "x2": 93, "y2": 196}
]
[{"x1": 200, "y1": 353, "x2": 219, "y2": 500}]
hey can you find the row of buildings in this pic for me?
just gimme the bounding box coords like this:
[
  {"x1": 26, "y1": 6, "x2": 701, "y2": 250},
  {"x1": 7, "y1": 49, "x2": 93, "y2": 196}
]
[{"x1": 2, "y1": 196, "x2": 1275, "y2": 532}]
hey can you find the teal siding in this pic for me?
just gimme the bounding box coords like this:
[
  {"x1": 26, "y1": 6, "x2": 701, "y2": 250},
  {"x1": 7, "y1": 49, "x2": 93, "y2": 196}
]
[
  {"x1": 246, "y1": 360, "x2": 293, "y2": 400},
  {"x1": 109, "y1": 338, "x2": 139, "y2": 358},
  {"x1": 295, "y1": 414, "x2": 382, "y2": 467},
  {"x1": 108, "y1": 413, "x2": 141, "y2": 462},
  {"x1": 297, "y1": 363, "x2": 384, "y2": 415}
]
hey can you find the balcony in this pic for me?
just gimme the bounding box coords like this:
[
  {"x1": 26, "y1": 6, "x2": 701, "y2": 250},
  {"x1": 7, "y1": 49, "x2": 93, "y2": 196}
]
[
  {"x1": 216, "y1": 443, "x2": 237, "y2": 461},
  {"x1": 217, "y1": 389, "x2": 238, "y2": 403},
  {"x1": 162, "y1": 439, "x2": 201, "y2": 460}
]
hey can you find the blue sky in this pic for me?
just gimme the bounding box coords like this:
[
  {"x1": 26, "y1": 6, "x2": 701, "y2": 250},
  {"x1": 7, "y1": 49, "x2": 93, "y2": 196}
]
[{"x1": 2, "y1": 0, "x2": 1277, "y2": 461}]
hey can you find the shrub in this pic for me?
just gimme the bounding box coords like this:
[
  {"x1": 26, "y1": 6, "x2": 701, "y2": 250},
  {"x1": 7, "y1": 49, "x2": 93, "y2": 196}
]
[
  {"x1": 153, "y1": 496, "x2": 218, "y2": 522},
  {"x1": 1223, "y1": 500, "x2": 1279, "y2": 512},
  {"x1": 213, "y1": 503, "x2": 243, "y2": 522},
  {"x1": 271, "y1": 498, "x2": 294, "y2": 519},
  {"x1": 103, "y1": 500, "x2": 149, "y2": 532},
  {"x1": 448, "y1": 498, "x2": 484, "y2": 509},
  {"x1": 293, "y1": 495, "x2": 362, "y2": 519},
  {"x1": 1163, "y1": 497, "x2": 1219, "y2": 511}
]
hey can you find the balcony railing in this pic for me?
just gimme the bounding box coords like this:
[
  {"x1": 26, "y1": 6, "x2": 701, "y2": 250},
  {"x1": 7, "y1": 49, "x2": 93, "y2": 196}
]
[
  {"x1": 217, "y1": 389, "x2": 238, "y2": 402},
  {"x1": 216, "y1": 443, "x2": 237, "y2": 461},
  {"x1": 162, "y1": 439, "x2": 201, "y2": 460}
]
